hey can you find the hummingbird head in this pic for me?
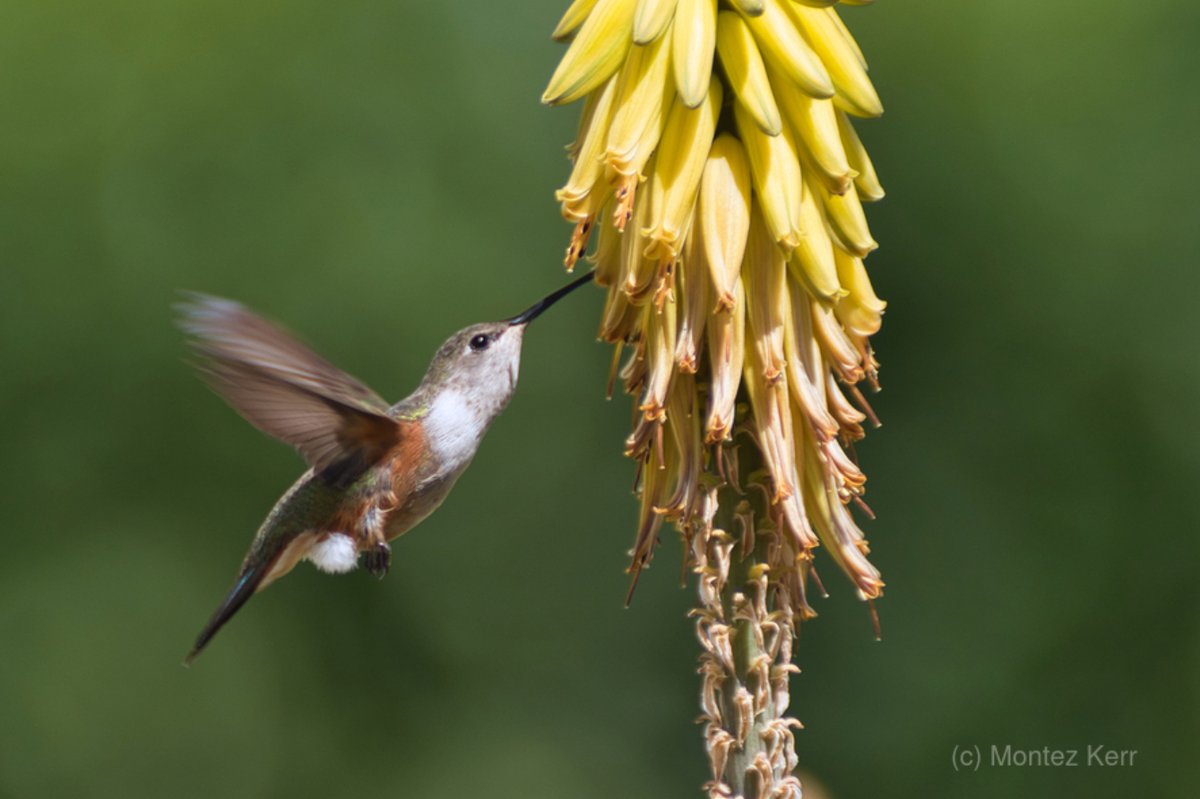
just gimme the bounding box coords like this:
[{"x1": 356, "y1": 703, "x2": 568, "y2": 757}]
[{"x1": 417, "y1": 271, "x2": 594, "y2": 461}]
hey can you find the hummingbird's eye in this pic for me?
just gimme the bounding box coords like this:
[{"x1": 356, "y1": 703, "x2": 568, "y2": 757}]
[{"x1": 468, "y1": 333, "x2": 491, "y2": 352}]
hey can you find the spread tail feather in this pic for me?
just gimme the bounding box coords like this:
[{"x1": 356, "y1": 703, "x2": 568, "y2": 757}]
[{"x1": 183, "y1": 560, "x2": 274, "y2": 666}]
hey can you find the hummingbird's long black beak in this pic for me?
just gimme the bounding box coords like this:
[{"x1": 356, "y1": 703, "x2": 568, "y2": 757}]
[{"x1": 506, "y1": 269, "x2": 596, "y2": 326}]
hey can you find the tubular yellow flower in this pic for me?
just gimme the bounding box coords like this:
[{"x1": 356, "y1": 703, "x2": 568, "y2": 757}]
[
  {"x1": 674, "y1": 223, "x2": 711, "y2": 373},
  {"x1": 644, "y1": 78, "x2": 722, "y2": 262},
  {"x1": 605, "y1": 27, "x2": 673, "y2": 177},
  {"x1": 704, "y1": 274, "x2": 744, "y2": 443},
  {"x1": 715, "y1": 11, "x2": 782, "y2": 136},
  {"x1": 788, "y1": 179, "x2": 843, "y2": 301},
  {"x1": 772, "y1": 65, "x2": 855, "y2": 195},
  {"x1": 552, "y1": 0, "x2": 601, "y2": 41},
  {"x1": 738, "y1": 0, "x2": 833, "y2": 100},
  {"x1": 787, "y1": 4, "x2": 882, "y2": 118},
  {"x1": 632, "y1": 0, "x2": 677, "y2": 45},
  {"x1": 672, "y1": 0, "x2": 717, "y2": 107},
  {"x1": 734, "y1": 101, "x2": 804, "y2": 251},
  {"x1": 697, "y1": 133, "x2": 752, "y2": 311},
  {"x1": 837, "y1": 109, "x2": 885, "y2": 200},
  {"x1": 543, "y1": 1, "x2": 889, "y2": 793},
  {"x1": 543, "y1": 0, "x2": 637, "y2": 105}
]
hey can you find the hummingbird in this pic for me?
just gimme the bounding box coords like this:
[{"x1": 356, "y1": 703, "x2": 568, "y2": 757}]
[{"x1": 179, "y1": 270, "x2": 594, "y2": 664}]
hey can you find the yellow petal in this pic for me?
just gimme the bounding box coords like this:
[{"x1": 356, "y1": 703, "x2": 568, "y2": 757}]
[
  {"x1": 742, "y1": 337, "x2": 816, "y2": 549},
  {"x1": 799, "y1": 435, "x2": 882, "y2": 599},
  {"x1": 644, "y1": 78, "x2": 722, "y2": 262},
  {"x1": 836, "y1": 110, "x2": 884, "y2": 201},
  {"x1": 552, "y1": 0, "x2": 601, "y2": 41},
  {"x1": 788, "y1": 179, "x2": 844, "y2": 302},
  {"x1": 704, "y1": 275, "x2": 744, "y2": 442},
  {"x1": 697, "y1": 134, "x2": 751, "y2": 312},
  {"x1": 672, "y1": 0, "x2": 716, "y2": 108},
  {"x1": 543, "y1": 0, "x2": 638, "y2": 106},
  {"x1": 771, "y1": 63, "x2": 855, "y2": 196},
  {"x1": 812, "y1": 174, "x2": 877, "y2": 257},
  {"x1": 639, "y1": 295, "x2": 677, "y2": 420},
  {"x1": 734, "y1": 103, "x2": 804, "y2": 252},
  {"x1": 658, "y1": 370, "x2": 702, "y2": 517},
  {"x1": 728, "y1": 0, "x2": 763, "y2": 16},
  {"x1": 633, "y1": 0, "x2": 678, "y2": 44},
  {"x1": 621, "y1": 189, "x2": 660, "y2": 304},
  {"x1": 787, "y1": 5, "x2": 882, "y2": 117},
  {"x1": 738, "y1": 0, "x2": 833, "y2": 99},
  {"x1": 591, "y1": 197, "x2": 624, "y2": 286},
  {"x1": 599, "y1": 276, "x2": 640, "y2": 343},
  {"x1": 715, "y1": 11, "x2": 781, "y2": 135},
  {"x1": 809, "y1": 294, "x2": 862, "y2": 384},
  {"x1": 782, "y1": 289, "x2": 839, "y2": 442},
  {"x1": 832, "y1": 248, "x2": 886, "y2": 338},
  {"x1": 674, "y1": 225, "x2": 711, "y2": 373},
  {"x1": 556, "y1": 74, "x2": 620, "y2": 221},
  {"x1": 742, "y1": 205, "x2": 788, "y2": 384},
  {"x1": 605, "y1": 25, "x2": 675, "y2": 177}
]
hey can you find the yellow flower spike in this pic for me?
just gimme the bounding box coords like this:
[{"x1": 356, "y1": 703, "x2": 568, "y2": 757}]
[
  {"x1": 715, "y1": 11, "x2": 781, "y2": 136},
  {"x1": 742, "y1": 206, "x2": 788, "y2": 384},
  {"x1": 729, "y1": 0, "x2": 764, "y2": 15},
  {"x1": 674, "y1": 228, "x2": 711, "y2": 373},
  {"x1": 832, "y1": 248, "x2": 886, "y2": 338},
  {"x1": 734, "y1": 102, "x2": 805, "y2": 252},
  {"x1": 557, "y1": 75, "x2": 620, "y2": 218},
  {"x1": 633, "y1": 0, "x2": 678, "y2": 44},
  {"x1": 644, "y1": 78, "x2": 722, "y2": 262},
  {"x1": 704, "y1": 276, "x2": 745, "y2": 442},
  {"x1": 697, "y1": 134, "x2": 752, "y2": 311},
  {"x1": 543, "y1": 0, "x2": 638, "y2": 105},
  {"x1": 737, "y1": 0, "x2": 833, "y2": 100},
  {"x1": 672, "y1": 0, "x2": 716, "y2": 108},
  {"x1": 788, "y1": 179, "x2": 843, "y2": 303},
  {"x1": 552, "y1": 0, "x2": 601, "y2": 41},
  {"x1": 771, "y1": 64, "x2": 855, "y2": 196},
  {"x1": 543, "y1": 0, "x2": 889, "y2": 789},
  {"x1": 787, "y1": 5, "x2": 882, "y2": 118},
  {"x1": 835, "y1": 110, "x2": 884, "y2": 202},
  {"x1": 814, "y1": 174, "x2": 877, "y2": 258},
  {"x1": 605, "y1": 25, "x2": 674, "y2": 176},
  {"x1": 639, "y1": 297, "x2": 677, "y2": 421}
]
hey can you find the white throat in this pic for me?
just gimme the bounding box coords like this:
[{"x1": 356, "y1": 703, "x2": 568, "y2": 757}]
[{"x1": 424, "y1": 389, "x2": 488, "y2": 468}]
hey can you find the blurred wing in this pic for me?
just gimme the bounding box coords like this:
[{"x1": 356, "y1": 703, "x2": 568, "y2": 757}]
[{"x1": 178, "y1": 293, "x2": 400, "y2": 483}]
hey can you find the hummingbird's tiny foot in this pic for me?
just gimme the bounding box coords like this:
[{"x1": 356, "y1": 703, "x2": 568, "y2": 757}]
[{"x1": 362, "y1": 542, "x2": 391, "y2": 579}]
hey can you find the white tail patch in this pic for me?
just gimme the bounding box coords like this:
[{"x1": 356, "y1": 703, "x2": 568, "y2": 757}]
[{"x1": 307, "y1": 533, "x2": 358, "y2": 574}]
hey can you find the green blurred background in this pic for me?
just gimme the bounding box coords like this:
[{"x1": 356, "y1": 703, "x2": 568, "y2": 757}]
[{"x1": 1, "y1": 1, "x2": 1196, "y2": 796}]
